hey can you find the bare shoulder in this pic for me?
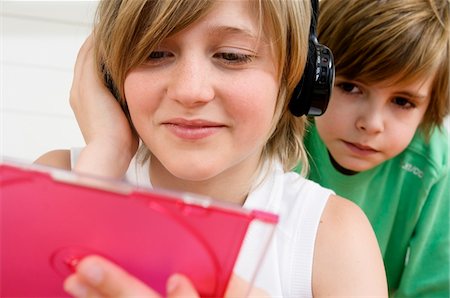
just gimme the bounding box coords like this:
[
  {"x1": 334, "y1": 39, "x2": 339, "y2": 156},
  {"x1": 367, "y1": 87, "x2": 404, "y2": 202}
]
[
  {"x1": 312, "y1": 194, "x2": 388, "y2": 296},
  {"x1": 34, "y1": 149, "x2": 71, "y2": 170},
  {"x1": 321, "y1": 194, "x2": 370, "y2": 227},
  {"x1": 316, "y1": 195, "x2": 377, "y2": 258}
]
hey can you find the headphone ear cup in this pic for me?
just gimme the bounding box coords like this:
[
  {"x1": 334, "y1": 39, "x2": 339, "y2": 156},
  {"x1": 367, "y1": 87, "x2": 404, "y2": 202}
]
[{"x1": 289, "y1": 39, "x2": 335, "y2": 117}]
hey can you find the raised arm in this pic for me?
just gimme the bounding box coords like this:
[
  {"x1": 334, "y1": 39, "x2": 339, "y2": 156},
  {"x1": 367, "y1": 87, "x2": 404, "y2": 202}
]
[{"x1": 69, "y1": 35, "x2": 138, "y2": 178}]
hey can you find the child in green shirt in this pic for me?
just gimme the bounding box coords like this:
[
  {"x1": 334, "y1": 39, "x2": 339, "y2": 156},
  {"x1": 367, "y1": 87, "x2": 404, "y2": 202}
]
[{"x1": 303, "y1": 0, "x2": 449, "y2": 296}]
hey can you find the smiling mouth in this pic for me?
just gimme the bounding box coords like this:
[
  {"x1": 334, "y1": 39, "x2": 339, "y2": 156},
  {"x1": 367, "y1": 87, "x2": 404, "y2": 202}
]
[{"x1": 163, "y1": 120, "x2": 225, "y2": 140}]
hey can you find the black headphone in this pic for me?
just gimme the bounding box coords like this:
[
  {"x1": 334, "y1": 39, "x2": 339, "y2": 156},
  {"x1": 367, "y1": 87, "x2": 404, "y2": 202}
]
[{"x1": 289, "y1": 0, "x2": 335, "y2": 117}]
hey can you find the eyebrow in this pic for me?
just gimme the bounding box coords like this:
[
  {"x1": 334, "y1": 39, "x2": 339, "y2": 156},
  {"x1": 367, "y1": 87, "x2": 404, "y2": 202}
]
[
  {"x1": 207, "y1": 25, "x2": 261, "y2": 41},
  {"x1": 396, "y1": 91, "x2": 428, "y2": 101}
]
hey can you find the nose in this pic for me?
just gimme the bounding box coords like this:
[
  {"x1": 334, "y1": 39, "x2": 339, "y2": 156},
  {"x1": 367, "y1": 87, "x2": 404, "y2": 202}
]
[
  {"x1": 166, "y1": 55, "x2": 215, "y2": 107},
  {"x1": 355, "y1": 105, "x2": 384, "y2": 134}
]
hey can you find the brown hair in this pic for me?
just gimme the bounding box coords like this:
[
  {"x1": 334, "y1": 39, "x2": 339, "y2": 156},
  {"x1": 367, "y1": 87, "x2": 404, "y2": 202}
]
[
  {"x1": 93, "y1": 0, "x2": 311, "y2": 172},
  {"x1": 319, "y1": 0, "x2": 450, "y2": 137}
]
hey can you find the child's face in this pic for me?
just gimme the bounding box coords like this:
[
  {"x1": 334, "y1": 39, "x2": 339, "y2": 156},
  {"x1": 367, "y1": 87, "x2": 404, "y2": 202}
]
[
  {"x1": 315, "y1": 75, "x2": 432, "y2": 172},
  {"x1": 124, "y1": 0, "x2": 279, "y2": 183}
]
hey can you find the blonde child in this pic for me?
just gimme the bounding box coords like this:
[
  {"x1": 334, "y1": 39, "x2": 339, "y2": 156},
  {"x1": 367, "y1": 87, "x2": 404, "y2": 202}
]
[{"x1": 37, "y1": 0, "x2": 387, "y2": 296}]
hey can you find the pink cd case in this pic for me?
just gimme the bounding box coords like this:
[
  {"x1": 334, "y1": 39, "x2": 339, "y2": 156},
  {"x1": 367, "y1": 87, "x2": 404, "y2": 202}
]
[{"x1": 0, "y1": 159, "x2": 278, "y2": 297}]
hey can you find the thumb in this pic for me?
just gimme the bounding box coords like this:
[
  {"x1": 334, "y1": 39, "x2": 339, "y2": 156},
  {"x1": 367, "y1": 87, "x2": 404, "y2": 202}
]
[{"x1": 166, "y1": 274, "x2": 200, "y2": 298}]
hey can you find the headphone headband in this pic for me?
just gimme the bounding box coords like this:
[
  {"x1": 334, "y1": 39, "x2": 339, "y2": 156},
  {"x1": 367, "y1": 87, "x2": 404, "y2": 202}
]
[{"x1": 288, "y1": 0, "x2": 335, "y2": 117}]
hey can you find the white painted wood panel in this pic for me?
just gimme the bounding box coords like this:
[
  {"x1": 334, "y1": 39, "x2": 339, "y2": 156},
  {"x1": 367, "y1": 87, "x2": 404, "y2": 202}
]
[
  {"x1": 1, "y1": 1, "x2": 98, "y2": 162},
  {"x1": 1, "y1": 0, "x2": 448, "y2": 163}
]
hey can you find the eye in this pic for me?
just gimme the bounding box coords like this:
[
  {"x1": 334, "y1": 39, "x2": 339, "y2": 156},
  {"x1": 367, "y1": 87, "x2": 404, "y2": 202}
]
[
  {"x1": 337, "y1": 82, "x2": 361, "y2": 94},
  {"x1": 213, "y1": 52, "x2": 254, "y2": 65},
  {"x1": 147, "y1": 51, "x2": 173, "y2": 61},
  {"x1": 392, "y1": 97, "x2": 416, "y2": 109}
]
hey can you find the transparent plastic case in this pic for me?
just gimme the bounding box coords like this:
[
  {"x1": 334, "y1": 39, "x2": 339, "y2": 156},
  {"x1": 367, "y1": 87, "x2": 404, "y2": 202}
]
[{"x1": 0, "y1": 158, "x2": 278, "y2": 297}]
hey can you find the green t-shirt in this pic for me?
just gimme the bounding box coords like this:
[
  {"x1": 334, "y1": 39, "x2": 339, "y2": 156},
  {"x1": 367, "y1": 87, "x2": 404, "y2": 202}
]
[{"x1": 301, "y1": 123, "x2": 449, "y2": 297}]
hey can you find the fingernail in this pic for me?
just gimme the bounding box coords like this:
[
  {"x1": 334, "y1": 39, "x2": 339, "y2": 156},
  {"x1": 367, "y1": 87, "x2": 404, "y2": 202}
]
[
  {"x1": 64, "y1": 277, "x2": 88, "y2": 298},
  {"x1": 79, "y1": 261, "x2": 104, "y2": 285},
  {"x1": 166, "y1": 274, "x2": 180, "y2": 294}
]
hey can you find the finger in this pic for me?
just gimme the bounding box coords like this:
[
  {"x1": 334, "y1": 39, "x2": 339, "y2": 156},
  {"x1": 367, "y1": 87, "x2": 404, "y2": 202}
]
[
  {"x1": 72, "y1": 34, "x2": 94, "y2": 85},
  {"x1": 225, "y1": 274, "x2": 269, "y2": 297},
  {"x1": 70, "y1": 35, "x2": 95, "y2": 114},
  {"x1": 75, "y1": 255, "x2": 161, "y2": 298},
  {"x1": 76, "y1": 33, "x2": 95, "y2": 71},
  {"x1": 64, "y1": 274, "x2": 102, "y2": 298},
  {"x1": 166, "y1": 274, "x2": 200, "y2": 298}
]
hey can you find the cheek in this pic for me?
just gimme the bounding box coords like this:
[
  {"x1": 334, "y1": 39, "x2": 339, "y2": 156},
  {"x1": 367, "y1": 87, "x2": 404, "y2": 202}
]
[
  {"x1": 227, "y1": 77, "x2": 278, "y2": 129},
  {"x1": 124, "y1": 72, "x2": 159, "y2": 119},
  {"x1": 384, "y1": 106, "x2": 426, "y2": 155},
  {"x1": 315, "y1": 104, "x2": 347, "y2": 139},
  {"x1": 318, "y1": 93, "x2": 349, "y2": 123},
  {"x1": 124, "y1": 72, "x2": 141, "y2": 109},
  {"x1": 384, "y1": 123, "x2": 417, "y2": 157}
]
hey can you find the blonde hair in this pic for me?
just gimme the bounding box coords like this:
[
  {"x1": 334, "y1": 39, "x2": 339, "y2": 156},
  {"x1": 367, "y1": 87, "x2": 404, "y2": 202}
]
[
  {"x1": 94, "y1": 0, "x2": 311, "y2": 172},
  {"x1": 318, "y1": 0, "x2": 450, "y2": 138}
]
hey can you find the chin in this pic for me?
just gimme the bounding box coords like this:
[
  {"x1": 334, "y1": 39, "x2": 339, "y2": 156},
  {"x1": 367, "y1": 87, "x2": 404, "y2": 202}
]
[
  {"x1": 339, "y1": 159, "x2": 379, "y2": 173},
  {"x1": 168, "y1": 163, "x2": 221, "y2": 182}
]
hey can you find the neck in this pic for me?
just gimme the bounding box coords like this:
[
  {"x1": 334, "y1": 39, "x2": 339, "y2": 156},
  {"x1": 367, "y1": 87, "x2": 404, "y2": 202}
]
[
  {"x1": 328, "y1": 151, "x2": 358, "y2": 176},
  {"x1": 149, "y1": 157, "x2": 261, "y2": 206}
]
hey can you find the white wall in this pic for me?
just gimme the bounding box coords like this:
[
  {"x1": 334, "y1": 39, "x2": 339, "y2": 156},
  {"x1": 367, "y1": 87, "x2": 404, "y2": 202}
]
[
  {"x1": 1, "y1": 1, "x2": 449, "y2": 163},
  {"x1": 1, "y1": 0, "x2": 98, "y2": 163}
]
